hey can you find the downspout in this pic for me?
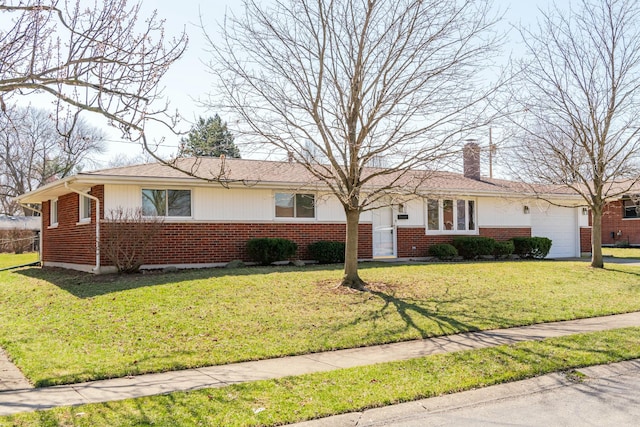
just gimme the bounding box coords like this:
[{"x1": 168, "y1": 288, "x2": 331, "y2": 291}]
[
  {"x1": 18, "y1": 203, "x2": 43, "y2": 266},
  {"x1": 65, "y1": 182, "x2": 101, "y2": 273}
]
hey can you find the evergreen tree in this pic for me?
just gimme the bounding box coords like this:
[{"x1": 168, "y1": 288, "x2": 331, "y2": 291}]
[{"x1": 180, "y1": 115, "x2": 240, "y2": 158}]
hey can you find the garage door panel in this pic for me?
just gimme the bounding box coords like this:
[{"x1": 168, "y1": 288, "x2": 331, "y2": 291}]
[{"x1": 531, "y1": 205, "x2": 578, "y2": 258}]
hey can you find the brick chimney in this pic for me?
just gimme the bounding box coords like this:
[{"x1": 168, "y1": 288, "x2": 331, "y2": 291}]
[{"x1": 463, "y1": 140, "x2": 481, "y2": 180}]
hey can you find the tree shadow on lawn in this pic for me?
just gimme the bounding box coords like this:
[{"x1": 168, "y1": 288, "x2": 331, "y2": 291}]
[
  {"x1": 604, "y1": 265, "x2": 640, "y2": 279},
  {"x1": 322, "y1": 286, "x2": 515, "y2": 344},
  {"x1": 486, "y1": 330, "x2": 640, "y2": 382},
  {"x1": 369, "y1": 290, "x2": 480, "y2": 338},
  {"x1": 13, "y1": 262, "x2": 398, "y2": 299}
]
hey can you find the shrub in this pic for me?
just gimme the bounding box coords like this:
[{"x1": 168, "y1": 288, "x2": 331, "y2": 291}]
[
  {"x1": 614, "y1": 240, "x2": 630, "y2": 248},
  {"x1": 428, "y1": 243, "x2": 458, "y2": 260},
  {"x1": 452, "y1": 236, "x2": 496, "y2": 259},
  {"x1": 102, "y1": 208, "x2": 164, "y2": 273},
  {"x1": 246, "y1": 238, "x2": 298, "y2": 265},
  {"x1": 493, "y1": 240, "x2": 515, "y2": 259},
  {"x1": 511, "y1": 236, "x2": 553, "y2": 259},
  {"x1": 308, "y1": 241, "x2": 345, "y2": 264}
]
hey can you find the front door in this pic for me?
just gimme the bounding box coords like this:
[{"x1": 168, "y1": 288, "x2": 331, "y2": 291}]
[{"x1": 372, "y1": 207, "x2": 396, "y2": 258}]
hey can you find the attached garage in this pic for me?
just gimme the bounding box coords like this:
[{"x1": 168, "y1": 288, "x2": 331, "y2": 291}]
[{"x1": 531, "y1": 203, "x2": 580, "y2": 258}]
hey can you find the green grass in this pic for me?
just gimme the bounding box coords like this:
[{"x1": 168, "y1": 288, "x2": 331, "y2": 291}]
[
  {"x1": 0, "y1": 252, "x2": 38, "y2": 269},
  {"x1": 601, "y1": 247, "x2": 640, "y2": 259},
  {"x1": 1, "y1": 260, "x2": 640, "y2": 387},
  {"x1": 2, "y1": 327, "x2": 640, "y2": 427}
]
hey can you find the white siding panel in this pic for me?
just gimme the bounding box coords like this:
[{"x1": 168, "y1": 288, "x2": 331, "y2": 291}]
[
  {"x1": 194, "y1": 187, "x2": 273, "y2": 221},
  {"x1": 103, "y1": 184, "x2": 140, "y2": 214},
  {"x1": 400, "y1": 199, "x2": 424, "y2": 227},
  {"x1": 477, "y1": 197, "x2": 531, "y2": 228},
  {"x1": 578, "y1": 207, "x2": 590, "y2": 227},
  {"x1": 316, "y1": 193, "x2": 346, "y2": 222}
]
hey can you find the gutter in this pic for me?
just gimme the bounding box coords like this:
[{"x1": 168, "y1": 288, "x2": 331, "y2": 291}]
[
  {"x1": 64, "y1": 182, "x2": 101, "y2": 273},
  {"x1": 17, "y1": 203, "x2": 43, "y2": 266}
]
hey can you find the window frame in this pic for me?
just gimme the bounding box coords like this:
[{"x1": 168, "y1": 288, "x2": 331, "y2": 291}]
[
  {"x1": 622, "y1": 197, "x2": 640, "y2": 219},
  {"x1": 425, "y1": 198, "x2": 477, "y2": 235},
  {"x1": 79, "y1": 194, "x2": 92, "y2": 223},
  {"x1": 49, "y1": 198, "x2": 58, "y2": 228},
  {"x1": 141, "y1": 188, "x2": 193, "y2": 218},
  {"x1": 274, "y1": 192, "x2": 316, "y2": 220}
]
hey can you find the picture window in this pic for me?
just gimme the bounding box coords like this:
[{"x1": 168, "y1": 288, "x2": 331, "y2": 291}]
[
  {"x1": 142, "y1": 189, "x2": 192, "y2": 217},
  {"x1": 275, "y1": 193, "x2": 315, "y2": 218}
]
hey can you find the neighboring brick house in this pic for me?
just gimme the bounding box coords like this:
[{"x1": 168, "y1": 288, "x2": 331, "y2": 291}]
[
  {"x1": 601, "y1": 195, "x2": 640, "y2": 247},
  {"x1": 16, "y1": 150, "x2": 588, "y2": 273}
]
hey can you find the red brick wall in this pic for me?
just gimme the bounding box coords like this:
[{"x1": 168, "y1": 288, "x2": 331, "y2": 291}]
[
  {"x1": 580, "y1": 227, "x2": 592, "y2": 252},
  {"x1": 396, "y1": 227, "x2": 531, "y2": 257},
  {"x1": 92, "y1": 185, "x2": 105, "y2": 220},
  {"x1": 98, "y1": 222, "x2": 372, "y2": 266},
  {"x1": 42, "y1": 188, "x2": 99, "y2": 265},
  {"x1": 601, "y1": 200, "x2": 640, "y2": 245}
]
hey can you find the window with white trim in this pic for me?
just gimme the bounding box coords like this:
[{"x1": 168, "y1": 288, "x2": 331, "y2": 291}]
[
  {"x1": 142, "y1": 189, "x2": 192, "y2": 217},
  {"x1": 79, "y1": 194, "x2": 91, "y2": 222},
  {"x1": 50, "y1": 199, "x2": 58, "y2": 226},
  {"x1": 275, "y1": 193, "x2": 315, "y2": 218},
  {"x1": 426, "y1": 198, "x2": 476, "y2": 233},
  {"x1": 623, "y1": 197, "x2": 640, "y2": 219}
]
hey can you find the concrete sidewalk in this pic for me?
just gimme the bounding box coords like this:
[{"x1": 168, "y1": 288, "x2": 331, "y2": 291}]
[{"x1": 1, "y1": 311, "x2": 639, "y2": 416}]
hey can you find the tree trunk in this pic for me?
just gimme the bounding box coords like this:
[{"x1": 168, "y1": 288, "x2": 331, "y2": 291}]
[
  {"x1": 342, "y1": 207, "x2": 367, "y2": 290},
  {"x1": 591, "y1": 206, "x2": 604, "y2": 268}
]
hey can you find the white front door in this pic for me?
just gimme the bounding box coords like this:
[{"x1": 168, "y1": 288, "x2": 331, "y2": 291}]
[{"x1": 372, "y1": 207, "x2": 396, "y2": 257}]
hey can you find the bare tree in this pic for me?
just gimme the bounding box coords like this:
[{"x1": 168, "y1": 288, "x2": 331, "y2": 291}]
[
  {"x1": 0, "y1": 105, "x2": 105, "y2": 215},
  {"x1": 0, "y1": 0, "x2": 187, "y2": 148},
  {"x1": 508, "y1": 0, "x2": 640, "y2": 268},
  {"x1": 203, "y1": 0, "x2": 502, "y2": 289}
]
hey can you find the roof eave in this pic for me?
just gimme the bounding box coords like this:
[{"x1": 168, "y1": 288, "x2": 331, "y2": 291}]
[{"x1": 14, "y1": 176, "x2": 79, "y2": 204}]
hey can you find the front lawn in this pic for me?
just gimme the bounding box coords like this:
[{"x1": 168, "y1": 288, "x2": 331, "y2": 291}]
[
  {"x1": 1, "y1": 260, "x2": 640, "y2": 386},
  {"x1": 601, "y1": 247, "x2": 640, "y2": 259},
  {"x1": 3, "y1": 327, "x2": 640, "y2": 427},
  {"x1": 0, "y1": 252, "x2": 38, "y2": 269}
]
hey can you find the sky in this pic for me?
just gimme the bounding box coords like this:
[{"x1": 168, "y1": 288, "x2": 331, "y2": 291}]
[{"x1": 90, "y1": 0, "x2": 563, "y2": 167}]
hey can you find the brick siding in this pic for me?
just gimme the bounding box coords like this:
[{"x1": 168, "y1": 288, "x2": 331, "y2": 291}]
[
  {"x1": 580, "y1": 227, "x2": 592, "y2": 252},
  {"x1": 601, "y1": 200, "x2": 640, "y2": 245},
  {"x1": 111, "y1": 222, "x2": 373, "y2": 266},
  {"x1": 42, "y1": 187, "x2": 99, "y2": 265}
]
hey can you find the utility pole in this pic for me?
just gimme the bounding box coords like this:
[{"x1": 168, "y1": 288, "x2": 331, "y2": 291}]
[{"x1": 489, "y1": 128, "x2": 493, "y2": 179}]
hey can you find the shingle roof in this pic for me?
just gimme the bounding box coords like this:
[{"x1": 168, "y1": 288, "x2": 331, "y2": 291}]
[
  {"x1": 82, "y1": 157, "x2": 576, "y2": 196},
  {"x1": 16, "y1": 157, "x2": 580, "y2": 204}
]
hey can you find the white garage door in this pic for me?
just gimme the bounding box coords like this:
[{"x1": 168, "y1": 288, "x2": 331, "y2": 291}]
[{"x1": 531, "y1": 204, "x2": 578, "y2": 258}]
